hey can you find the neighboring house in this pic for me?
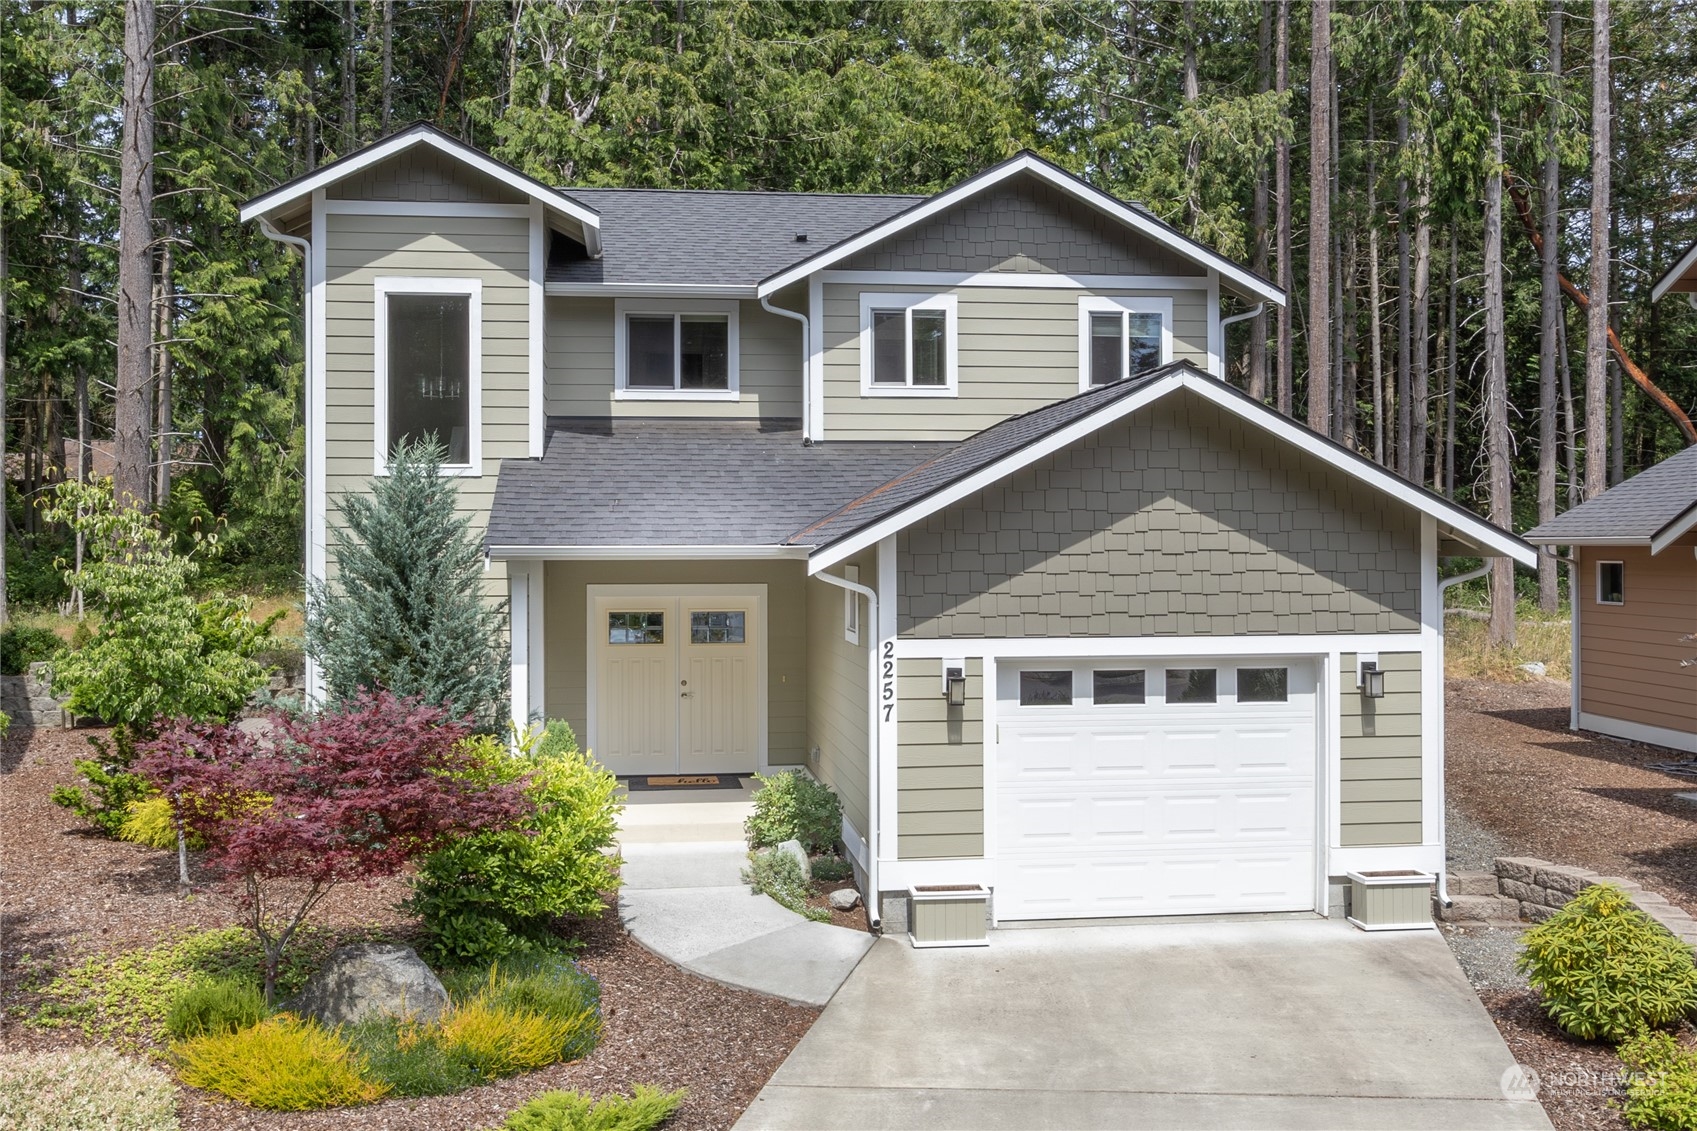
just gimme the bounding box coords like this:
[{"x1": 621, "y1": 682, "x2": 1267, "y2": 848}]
[
  {"x1": 1524, "y1": 460, "x2": 1697, "y2": 754},
  {"x1": 242, "y1": 123, "x2": 1533, "y2": 930}
]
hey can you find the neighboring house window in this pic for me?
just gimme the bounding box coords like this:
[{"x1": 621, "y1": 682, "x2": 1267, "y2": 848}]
[
  {"x1": 1077, "y1": 296, "x2": 1173, "y2": 390},
  {"x1": 373, "y1": 277, "x2": 482, "y2": 476},
  {"x1": 614, "y1": 299, "x2": 740, "y2": 400},
  {"x1": 843, "y1": 564, "x2": 861, "y2": 645},
  {"x1": 859, "y1": 292, "x2": 958, "y2": 396},
  {"x1": 1597, "y1": 560, "x2": 1624, "y2": 605}
]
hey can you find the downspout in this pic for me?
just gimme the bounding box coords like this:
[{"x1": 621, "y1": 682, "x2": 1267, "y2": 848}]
[
  {"x1": 761, "y1": 294, "x2": 811, "y2": 442},
  {"x1": 1218, "y1": 301, "x2": 1266, "y2": 333},
  {"x1": 1434, "y1": 560, "x2": 1493, "y2": 909},
  {"x1": 814, "y1": 568, "x2": 881, "y2": 932}
]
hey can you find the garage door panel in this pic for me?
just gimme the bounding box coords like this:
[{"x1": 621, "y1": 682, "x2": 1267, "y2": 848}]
[
  {"x1": 1000, "y1": 787, "x2": 1313, "y2": 852},
  {"x1": 996, "y1": 849, "x2": 1318, "y2": 920},
  {"x1": 1001, "y1": 722, "x2": 1315, "y2": 785}
]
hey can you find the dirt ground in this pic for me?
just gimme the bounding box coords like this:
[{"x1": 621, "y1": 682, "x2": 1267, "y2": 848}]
[
  {"x1": 0, "y1": 726, "x2": 816, "y2": 1130},
  {"x1": 1447, "y1": 677, "x2": 1697, "y2": 913}
]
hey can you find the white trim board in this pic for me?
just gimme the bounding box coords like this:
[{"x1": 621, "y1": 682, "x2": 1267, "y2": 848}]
[
  {"x1": 545, "y1": 283, "x2": 756, "y2": 298},
  {"x1": 370, "y1": 276, "x2": 483, "y2": 477},
  {"x1": 320, "y1": 199, "x2": 532, "y2": 218},
  {"x1": 807, "y1": 366, "x2": 1536, "y2": 574},
  {"x1": 817, "y1": 270, "x2": 1215, "y2": 290},
  {"x1": 1652, "y1": 500, "x2": 1697, "y2": 555},
  {"x1": 528, "y1": 200, "x2": 546, "y2": 458},
  {"x1": 487, "y1": 544, "x2": 808, "y2": 561},
  {"x1": 1578, "y1": 712, "x2": 1697, "y2": 755},
  {"x1": 757, "y1": 153, "x2": 1284, "y2": 306},
  {"x1": 306, "y1": 190, "x2": 328, "y2": 704},
  {"x1": 891, "y1": 634, "x2": 1419, "y2": 661},
  {"x1": 857, "y1": 291, "x2": 959, "y2": 397}
]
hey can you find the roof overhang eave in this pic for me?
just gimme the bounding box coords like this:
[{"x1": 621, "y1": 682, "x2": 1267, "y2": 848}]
[{"x1": 486, "y1": 543, "x2": 810, "y2": 561}]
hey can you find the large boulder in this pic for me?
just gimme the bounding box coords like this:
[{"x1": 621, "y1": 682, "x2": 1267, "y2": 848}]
[
  {"x1": 284, "y1": 943, "x2": 449, "y2": 1026},
  {"x1": 775, "y1": 839, "x2": 811, "y2": 880}
]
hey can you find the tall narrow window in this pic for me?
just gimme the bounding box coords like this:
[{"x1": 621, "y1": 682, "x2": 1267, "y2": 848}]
[
  {"x1": 615, "y1": 301, "x2": 739, "y2": 397},
  {"x1": 1597, "y1": 561, "x2": 1624, "y2": 605},
  {"x1": 861, "y1": 293, "x2": 958, "y2": 394},
  {"x1": 1089, "y1": 313, "x2": 1122, "y2": 387},
  {"x1": 375, "y1": 277, "x2": 481, "y2": 474}
]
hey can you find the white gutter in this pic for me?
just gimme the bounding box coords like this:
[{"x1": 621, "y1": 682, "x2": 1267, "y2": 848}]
[
  {"x1": 813, "y1": 568, "x2": 882, "y2": 932},
  {"x1": 760, "y1": 294, "x2": 811, "y2": 442},
  {"x1": 1434, "y1": 561, "x2": 1493, "y2": 910},
  {"x1": 1218, "y1": 301, "x2": 1266, "y2": 333}
]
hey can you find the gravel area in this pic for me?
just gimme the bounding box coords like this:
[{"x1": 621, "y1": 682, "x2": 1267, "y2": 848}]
[
  {"x1": 1, "y1": 725, "x2": 818, "y2": 1130},
  {"x1": 1440, "y1": 923, "x2": 1528, "y2": 993},
  {"x1": 1445, "y1": 801, "x2": 1515, "y2": 873}
]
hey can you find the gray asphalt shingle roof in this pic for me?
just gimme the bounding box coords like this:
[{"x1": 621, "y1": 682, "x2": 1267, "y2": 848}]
[
  {"x1": 1524, "y1": 443, "x2": 1697, "y2": 543},
  {"x1": 484, "y1": 419, "x2": 947, "y2": 549},
  {"x1": 546, "y1": 188, "x2": 923, "y2": 287}
]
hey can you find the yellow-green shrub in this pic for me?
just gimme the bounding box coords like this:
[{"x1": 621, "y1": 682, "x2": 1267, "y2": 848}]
[
  {"x1": 502, "y1": 1085, "x2": 686, "y2": 1131},
  {"x1": 119, "y1": 797, "x2": 202, "y2": 850},
  {"x1": 1619, "y1": 1031, "x2": 1697, "y2": 1130},
  {"x1": 437, "y1": 998, "x2": 582, "y2": 1079},
  {"x1": 174, "y1": 1014, "x2": 386, "y2": 1110}
]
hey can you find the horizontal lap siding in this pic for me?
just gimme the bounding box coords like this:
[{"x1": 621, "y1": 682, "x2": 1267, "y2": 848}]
[
  {"x1": 822, "y1": 286, "x2": 1208, "y2": 441},
  {"x1": 1578, "y1": 543, "x2": 1697, "y2": 733},
  {"x1": 807, "y1": 552, "x2": 874, "y2": 840},
  {"x1": 1339, "y1": 652, "x2": 1422, "y2": 846},
  {"x1": 540, "y1": 559, "x2": 810, "y2": 766},
  {"x1": 896, "y1": 659, "x2": 984, "y2": 859},
  {"x1": 897, "y1": 390, "x2": 1422, "y2": 639},
  {"x1": 544, "y1": 296, "x2": 803, "y2": 420}
]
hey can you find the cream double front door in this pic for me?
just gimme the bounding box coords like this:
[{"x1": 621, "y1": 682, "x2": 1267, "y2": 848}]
[{"x1": 590, "y1": 590, "x2": 762, "y2": 777}]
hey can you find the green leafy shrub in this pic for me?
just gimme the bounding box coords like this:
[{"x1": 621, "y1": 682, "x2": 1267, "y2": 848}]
[
  {"x1": 1619, "y1": 1030, "x2": 1697, "y2": 1130},
  {"x1": 809, "y1": 854, "x2": 853, "y2": 882},
  {"x1": 410, "y1": 726, "x2": 623, "y2": 966},
  {"x1": 0, "y1": 1046, "x2": 178, "y2": 1131},
  {"x1": 0, "y1": 625, "x2": 64, "y2": 675},
  {"x1": 743, "y1": 848, "x2": 830, "y2": 923},
  {"x1": 52, "y1": 726, "x2": 156, "y2": 839},
  {"x1": 1516, "y1": 883, "x2": 1697, "y2": 1042},
  {"x1": 503, "y1": 1085, "x2": 687, "y2": 1131},
  {"x1": 745, "y1": 770, "x2": 842, "y2": 854},
  {"x1": 164, "y1": 975, "x2": 266, "y2": 1040},
  {"x1": 174, "y1": 1013, "x2": 387, "y2": 1110}
]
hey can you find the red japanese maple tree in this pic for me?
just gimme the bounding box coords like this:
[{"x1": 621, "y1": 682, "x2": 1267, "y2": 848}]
[{"x1": 136, "y1": 691, "x2": 530, "y2": 1001}]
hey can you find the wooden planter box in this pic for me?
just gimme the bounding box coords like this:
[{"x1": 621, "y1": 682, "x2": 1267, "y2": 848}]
[
  {"x1": 908, "y1": 885, "x2": 989, "y2": 948},
  {"x1": 1347, "y1": 870, "x2": 1437, "y2": 931}
]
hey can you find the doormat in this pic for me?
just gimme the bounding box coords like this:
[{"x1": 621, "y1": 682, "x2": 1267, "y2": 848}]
[{"x1": 623, "y1": 774, "x2": 744, "y2": 791}]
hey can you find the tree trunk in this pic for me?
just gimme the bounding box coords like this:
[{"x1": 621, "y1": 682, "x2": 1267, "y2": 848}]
[
  {"x1": 1484, "y1": 115, "x2": 1516, "y2": 649},
  {"x1": 115, "y1": 0, "x2": 156, "y2": 511},
  {"x1": 1274, "y1": 0, "x2": 1294, "y2": 416},
  {"x1": 1446, "y1": 224, "x2": 1459, "y2": 498},
  {"x1": 1395, "y1": 96, "x2": 1412, "y2": 477},
  {"x1": 1367, "y1": 105, "x2": 1385, "y2": 465},
  {"x1": 1411, "y1": 172, "x2": 1431, "y2": 487},
  {"x1": 341, "y1": 0, "x2": 358, "y2": 152},
  {"x1": 1249, "y1": 0, "x2": 1271, "y2": 402},
  {"x1": 381, "y1": 0, "x2": 393, "y2": 133},
  {"x1": 1307, "y1": 0, "x2": 1332, "y2": 435},
  {"x1": 1182, "y1": 1, "x2": 1201, "y2": 231},
  {"x1": 1584, "y1": 0, "x2": 1610, "y2": 501},
  {"x1": 1329, "y1": 46, "x2": 1344, "y2": 440},
  {"x1": 0, "y1": 209, "x2": 7, "y2": 625},
  {"x1": 1341, "y1": 226, "x2": 1359, "y2": 450},
  {"x1": 154, "y1": 228, "x2": 173, "y2": 507},
  {"x1": 1538, "y1": 2, "x2": 1564, "y2": 611},
  {"x1": 1559, "y1": 310, "x2": 1579, "y2": 508}
]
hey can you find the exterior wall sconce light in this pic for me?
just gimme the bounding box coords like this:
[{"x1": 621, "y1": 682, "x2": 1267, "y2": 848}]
[
  {"x1": 942, "y1": 661, "x2": 967, "y2": 707},
  {"x1": 1359, "y1": 658, "x2": 1385, "y2": 699}
]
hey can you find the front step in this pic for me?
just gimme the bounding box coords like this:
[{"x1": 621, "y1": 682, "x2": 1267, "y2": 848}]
[{"x1": 616, "y1": 794, "x2": 755, "y2": 847}]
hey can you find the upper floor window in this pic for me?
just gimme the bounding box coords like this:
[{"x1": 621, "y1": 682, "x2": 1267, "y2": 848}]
[
  {"x1": 1078, "y1": 295, "x2": 1173, "y2": 390},
  {"x1": 373, "y1": 277, "x2": 482, "y2": 476},
  {"x1": 1597, "y1": 560, "x2": 1624, "y2": 605},
  {"x1": 614, "y1": 299, "x2": 740, "y2": 400},
  {"x1": 860, "y1": 292, "x2": 958, "y2": 396}
]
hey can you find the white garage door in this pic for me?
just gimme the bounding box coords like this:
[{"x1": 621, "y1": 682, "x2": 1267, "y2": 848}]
[{"x1": 994, "y1": 658, "x2": 1318, "y2": 921}]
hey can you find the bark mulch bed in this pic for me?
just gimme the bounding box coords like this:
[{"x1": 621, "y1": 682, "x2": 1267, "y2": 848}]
[
  {"x1": 1, "y1": 725, "x2": 818, "y2": 1130},
  {"x1": 1476, "y1": 990, "x2": 1631, "y2": 1131},
  {"x1": 1447, "y1": 678, "x2": 1697, "y2": 914},
  {"x1": 805, "y1": 877, "x2": 871, "y2": 932}
]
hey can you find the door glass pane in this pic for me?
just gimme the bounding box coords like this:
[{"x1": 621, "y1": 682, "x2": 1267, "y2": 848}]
[
  {"x1": 911, "y1": 309, "x2": 947, "y2": 386},
  {"x1": 1093, "y1": 669, "x2": 1145, "y2": 705},
  {"x1": 680, "y1": 315, "x2": 729, "y2": 390},
  {"x1": 1126, "y1": 312, "x2": 1163, "y2": 373},
  {"x1": 627, "y1": 316, "x2": 676, "y2": 388},
  {"x1": 1165, "y1": 668, "x2": 1217, "y2": 704},
  {"x1": 608, "y1": 611, "x2": 664, "y2": 644},
  {"x1": 689, "y1": 611, "x2": 745, "y2": 644},
  {"x1": 1238, "y1": 667, "x2": 1289, "y2": 703},
  {"x1": 871, "y1": 310, "x2": 905, "y2": 384},
  {"x1": 388, "y1": 294, "x2": 470, "y2": 464},
  {"x1": 1089, "y1": 312, "x2": 1122, "y2": 386},
  {"x1": 1019, "y1": 670, "x2": 1073, "y2": 706}
]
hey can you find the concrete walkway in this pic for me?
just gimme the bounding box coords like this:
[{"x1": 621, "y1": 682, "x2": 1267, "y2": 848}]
[
  {"x1": 616, "y1": 782, "x2": 874, "y2": 1008},
  {"x1": 736, "y1": 917, "x2": 1552, "y2": 1130}
]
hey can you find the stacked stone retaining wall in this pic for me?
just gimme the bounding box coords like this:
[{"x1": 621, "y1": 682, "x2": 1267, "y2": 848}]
[{"x1": 1443, "y1": 855, "x2": 1697, "y2": 947}]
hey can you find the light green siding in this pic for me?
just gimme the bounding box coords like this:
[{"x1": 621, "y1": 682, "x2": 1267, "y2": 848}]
[
  {"x1": 897, "y1": 389, "x2": 1423, "y2": 639},
  {"x1": 805, "y1": 552, "x2": 874, "y2": 840},
  {"x1": 896, "y1": 658, "x2": 984, "y2": 860},
  {"x1": 1339, "y1": 651, "x2": 1423, "y2": 846},
  {"x1": 839, "y1": 174, "x2": 1207, "y2": 277},
  {"x1": 544, "y1": 291, "x2": 805, "y2": 420},
  {"x1": 540, "y1": 559, "x2": 810, "y2": 765},
  {"x1": 326, "y1": 148, "x2": 526, "y2": 204},
  {"x1": 821, "y1": 284, "x2": 1210, "y2": 441}
]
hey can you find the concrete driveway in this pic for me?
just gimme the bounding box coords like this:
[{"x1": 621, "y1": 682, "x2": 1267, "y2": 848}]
[{"x1": 735, "y1": 917, "x2": 1551, "y2": 1130}]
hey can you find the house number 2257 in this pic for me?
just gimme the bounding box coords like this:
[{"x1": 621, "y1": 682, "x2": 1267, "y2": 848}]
[{"x1": 881, "y1": 640, "x2": 896, "y2": 722}]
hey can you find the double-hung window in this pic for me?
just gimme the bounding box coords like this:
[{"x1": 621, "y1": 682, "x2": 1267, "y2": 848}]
[
  {"x1": 1078, "y1": 296, "x2": 1173, "y2": 390},
  {"x1": 374, "y1": 277, "x2": 482, "y2": 475},
  {"x1": 615, "y1": 299, "x2": 739, "y2": 399},
  {"x1": 860, "y1": 292, "x2": 958, "y2": 396}
]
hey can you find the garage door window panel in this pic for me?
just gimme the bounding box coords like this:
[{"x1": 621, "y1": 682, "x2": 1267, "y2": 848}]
[
  {"x1": 1237, "y1": 667, "x2": 1289, "y2": 703},
  {"x1": 1093, "y1": 669, "x2": 1146, "y2": 705},
  {"x1": 1019, "y1": 670, "x2": 1073, "y2": 706},
  {"x1": 1165, "y1": 668, "x2": 1217, "y2": 704}
]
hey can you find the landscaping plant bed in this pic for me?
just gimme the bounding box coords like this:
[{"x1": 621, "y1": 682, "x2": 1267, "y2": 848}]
[
  {"x1": 2, "y1": 725, "x2": 818, "y2": 1129},
  {"x1": 804, "y1": 878, "x2": 871, "y2": 933},
  {"x1": 1476, "y1": 989, "x2": 1631, "y2": 1131}
]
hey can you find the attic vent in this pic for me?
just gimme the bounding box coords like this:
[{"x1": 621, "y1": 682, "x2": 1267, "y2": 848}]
[{"x1": 794, "y1": 230, "x2": 808, "y2": 243}]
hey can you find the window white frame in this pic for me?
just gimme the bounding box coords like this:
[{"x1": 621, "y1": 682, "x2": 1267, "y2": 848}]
[
  {"x1": 1596, "y1": 560, "x2": 1625, "y2": 605},
  {"x1": 1077, "y1": 295, "x2": 1174, "y2": 391},
  {"x1": 858, "y1": 291, "x2": 959, "y2": 397},
  {"x1": 613, "y1": 298, "x2": 740, "y2": 400},
  {"x1": 373, "y1": 276, "x2": 482, "y2": 477},
  {"x1": 843, "y1": 563, "x2": 861, "y2": 644}
]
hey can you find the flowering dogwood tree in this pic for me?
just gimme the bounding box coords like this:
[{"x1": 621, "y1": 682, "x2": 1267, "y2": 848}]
[{"x1": 136, "y1": 691, "x2": 530, "y2": 1002}]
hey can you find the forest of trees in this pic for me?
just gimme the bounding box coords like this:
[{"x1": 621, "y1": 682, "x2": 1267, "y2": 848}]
[{"x1": 4, "y1": 0, "x2": 1696, "y2": 641}]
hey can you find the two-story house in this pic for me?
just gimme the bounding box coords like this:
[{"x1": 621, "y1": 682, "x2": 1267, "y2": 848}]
[{"x1": 242, "y1": 123, "x2": 1533, "y2": 932}]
